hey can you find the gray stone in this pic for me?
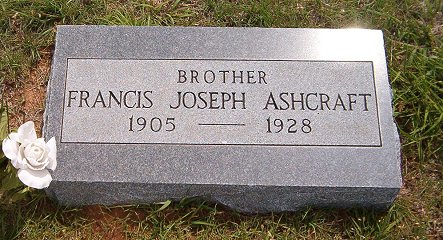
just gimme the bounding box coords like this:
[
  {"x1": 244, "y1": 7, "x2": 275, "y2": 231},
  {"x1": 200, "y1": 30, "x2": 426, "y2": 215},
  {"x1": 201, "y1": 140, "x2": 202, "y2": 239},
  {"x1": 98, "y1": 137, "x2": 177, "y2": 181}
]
[{"x1": 44, "y1": 26, "x2": 401, "y2": 213}]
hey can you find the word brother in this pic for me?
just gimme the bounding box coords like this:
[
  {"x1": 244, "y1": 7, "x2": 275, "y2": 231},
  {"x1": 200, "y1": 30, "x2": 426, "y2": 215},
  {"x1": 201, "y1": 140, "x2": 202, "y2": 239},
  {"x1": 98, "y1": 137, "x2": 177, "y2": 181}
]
[{"x1": 66, "y1": 69, "x2": 372, "y2": 112}]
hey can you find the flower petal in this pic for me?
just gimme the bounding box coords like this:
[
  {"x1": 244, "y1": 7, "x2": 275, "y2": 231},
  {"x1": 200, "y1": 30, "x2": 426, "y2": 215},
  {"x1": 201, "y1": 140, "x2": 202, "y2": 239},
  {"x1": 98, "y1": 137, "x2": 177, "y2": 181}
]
[
  {"x1": 8, "y1": 132, "x2": 20, "y2": 142},
  {"x1": 17, "y1": 121, "x2": 37, "y2": 145},
  {"x1": 17, "y1": 169, "x2": 52, "y2": 189},
  {"x1": 2, "y1": 138, "x2": 18, "y2": 161},
  {"x1": 15, "y1": 145, "x2": 27, "y2": 169},
  {"x1": 46, "y1": 137, "x2": 57, "y2": 171},
  {"x1": 3, "y1": 138, "x2": 25, "y2": 169},
  {"x1": 36, "y1": 138, "x2": 47, "y2": 146}
]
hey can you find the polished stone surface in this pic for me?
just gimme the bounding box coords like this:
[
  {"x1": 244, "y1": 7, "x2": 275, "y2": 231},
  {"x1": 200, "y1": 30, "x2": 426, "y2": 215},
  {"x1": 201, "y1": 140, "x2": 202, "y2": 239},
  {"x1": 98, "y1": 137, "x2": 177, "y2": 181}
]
[{"x1": 44, "y1": 26, "x2": 401, "y2": 213}]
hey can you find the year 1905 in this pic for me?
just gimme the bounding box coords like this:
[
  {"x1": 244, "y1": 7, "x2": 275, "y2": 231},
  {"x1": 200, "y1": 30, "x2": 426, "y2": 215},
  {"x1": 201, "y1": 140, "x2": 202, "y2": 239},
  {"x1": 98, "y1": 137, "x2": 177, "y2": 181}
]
[{"x1": 128, "y1": 116, "x2": 176, "y2": 132}]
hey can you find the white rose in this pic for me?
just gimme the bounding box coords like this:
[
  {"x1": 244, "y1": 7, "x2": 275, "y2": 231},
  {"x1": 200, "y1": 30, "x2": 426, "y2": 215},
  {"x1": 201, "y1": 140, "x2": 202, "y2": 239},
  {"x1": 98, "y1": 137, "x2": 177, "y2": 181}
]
[{"x1": 2, "y1": 121, "x2": 56, "y2": 189}]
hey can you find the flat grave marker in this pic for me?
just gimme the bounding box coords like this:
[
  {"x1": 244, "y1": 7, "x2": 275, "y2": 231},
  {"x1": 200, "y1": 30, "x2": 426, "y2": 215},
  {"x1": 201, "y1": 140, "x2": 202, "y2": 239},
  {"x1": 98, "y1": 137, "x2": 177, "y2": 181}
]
[{"x1": 44, "y1": 26, "x2": 401, "y2": 213}]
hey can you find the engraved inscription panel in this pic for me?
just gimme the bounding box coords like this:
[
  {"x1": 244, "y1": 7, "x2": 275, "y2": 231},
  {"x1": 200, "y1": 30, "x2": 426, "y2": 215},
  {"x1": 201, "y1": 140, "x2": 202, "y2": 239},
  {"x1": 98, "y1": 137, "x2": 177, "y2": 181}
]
[{"x1": 61, "y1": 59, "x2": 381, "y2": 146}]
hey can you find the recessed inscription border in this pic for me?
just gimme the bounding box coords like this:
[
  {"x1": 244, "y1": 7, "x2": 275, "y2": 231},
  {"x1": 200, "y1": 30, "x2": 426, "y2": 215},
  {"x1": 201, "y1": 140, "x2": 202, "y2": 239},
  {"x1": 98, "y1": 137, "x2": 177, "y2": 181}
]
[{"x1": 60, "y1": 58, "x2": 382, "y2": 147}]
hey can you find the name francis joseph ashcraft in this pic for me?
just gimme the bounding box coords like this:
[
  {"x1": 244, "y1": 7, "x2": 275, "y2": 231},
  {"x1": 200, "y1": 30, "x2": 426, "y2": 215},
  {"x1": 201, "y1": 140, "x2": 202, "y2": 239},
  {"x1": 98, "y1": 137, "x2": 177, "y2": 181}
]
[{"x1": 65, "y1": 90, "x2": 372, "y2": 112}]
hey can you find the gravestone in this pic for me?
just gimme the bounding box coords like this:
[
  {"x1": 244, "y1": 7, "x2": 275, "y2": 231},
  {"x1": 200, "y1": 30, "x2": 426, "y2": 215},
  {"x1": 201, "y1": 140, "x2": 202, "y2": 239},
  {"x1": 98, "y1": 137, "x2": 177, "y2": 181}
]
[{"x1": 44, "y1": 26, "x2": 401, "y2": 213}]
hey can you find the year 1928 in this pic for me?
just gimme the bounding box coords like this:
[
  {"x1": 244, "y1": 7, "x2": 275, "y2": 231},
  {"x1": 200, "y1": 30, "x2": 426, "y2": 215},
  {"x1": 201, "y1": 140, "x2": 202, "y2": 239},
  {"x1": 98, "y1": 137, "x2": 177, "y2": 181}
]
[
  {"x1": 129, "y1": 116, "x2": 175, "y2": 132},
  {"x1": 266, "y1": 117, "x2": 312, "y2": 133}
]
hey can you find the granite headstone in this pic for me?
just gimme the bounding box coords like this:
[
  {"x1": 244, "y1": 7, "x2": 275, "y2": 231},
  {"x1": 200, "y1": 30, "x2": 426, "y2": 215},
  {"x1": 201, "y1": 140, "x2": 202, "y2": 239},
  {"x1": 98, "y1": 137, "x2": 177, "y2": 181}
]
[{"x1": 44, "y1": 26, "x2": 401, "y2": 213}]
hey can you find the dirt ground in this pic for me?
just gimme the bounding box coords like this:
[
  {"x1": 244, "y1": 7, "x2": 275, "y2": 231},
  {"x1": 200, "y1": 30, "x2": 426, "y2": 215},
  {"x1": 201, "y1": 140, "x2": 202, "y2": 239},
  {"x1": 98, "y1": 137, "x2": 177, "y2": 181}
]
[{"x1": 4, "y1": 50, "x2": 51, "y2": 135}]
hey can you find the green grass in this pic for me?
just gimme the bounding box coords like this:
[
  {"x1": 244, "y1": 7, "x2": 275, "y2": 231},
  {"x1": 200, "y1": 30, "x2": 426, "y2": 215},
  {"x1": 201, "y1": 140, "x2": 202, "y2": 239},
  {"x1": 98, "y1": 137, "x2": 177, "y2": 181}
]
[{"x1": 1, "y1": 0, "x2": 442, "y2": 239}]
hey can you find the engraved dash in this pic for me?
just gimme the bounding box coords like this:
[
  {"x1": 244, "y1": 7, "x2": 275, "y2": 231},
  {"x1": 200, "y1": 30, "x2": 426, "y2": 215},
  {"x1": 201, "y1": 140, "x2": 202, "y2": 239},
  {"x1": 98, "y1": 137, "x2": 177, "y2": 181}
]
[{"x1": 198, "y1": 123, "x2": 246, "y2": 126}]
